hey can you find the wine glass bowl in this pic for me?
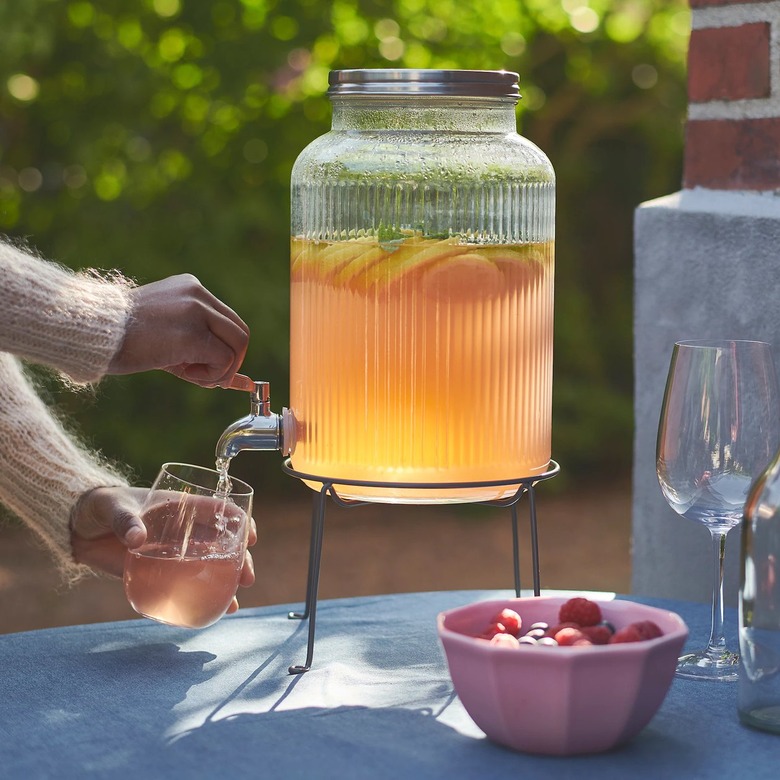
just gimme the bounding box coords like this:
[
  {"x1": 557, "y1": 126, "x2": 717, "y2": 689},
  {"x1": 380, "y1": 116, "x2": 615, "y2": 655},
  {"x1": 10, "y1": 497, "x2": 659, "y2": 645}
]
[{"x1": 657, "y1": 339, "x2": 780, "y2": 681}]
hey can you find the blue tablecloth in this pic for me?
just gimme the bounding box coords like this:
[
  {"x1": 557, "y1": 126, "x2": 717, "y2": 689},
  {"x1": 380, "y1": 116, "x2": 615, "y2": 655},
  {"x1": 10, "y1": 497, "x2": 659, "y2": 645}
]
[{"x1": 0, "y1": 590, "x2": 776, "y2": 779}]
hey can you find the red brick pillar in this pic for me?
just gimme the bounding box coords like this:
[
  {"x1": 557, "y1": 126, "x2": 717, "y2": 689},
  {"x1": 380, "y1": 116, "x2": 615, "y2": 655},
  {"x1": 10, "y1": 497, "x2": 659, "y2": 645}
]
[{"x1": 685, "y1": 0, "x2": 780, "y2": 190}]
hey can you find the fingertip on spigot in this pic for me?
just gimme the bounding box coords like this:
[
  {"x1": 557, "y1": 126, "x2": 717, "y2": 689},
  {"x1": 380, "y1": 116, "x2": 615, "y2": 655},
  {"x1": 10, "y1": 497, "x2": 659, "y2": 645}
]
[{"x1": 224, "y1": 374, "x2": 256, "y2": 392}]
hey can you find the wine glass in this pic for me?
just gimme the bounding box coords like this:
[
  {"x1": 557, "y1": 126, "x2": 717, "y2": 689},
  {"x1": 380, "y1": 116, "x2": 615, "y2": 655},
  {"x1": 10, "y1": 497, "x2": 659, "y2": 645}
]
[
  {"x1": 657, "y1": 340, "x2": 780, "y2": 681},
  {"x1": 123, "y1": 463, "x2": 253, "y2": 629}
]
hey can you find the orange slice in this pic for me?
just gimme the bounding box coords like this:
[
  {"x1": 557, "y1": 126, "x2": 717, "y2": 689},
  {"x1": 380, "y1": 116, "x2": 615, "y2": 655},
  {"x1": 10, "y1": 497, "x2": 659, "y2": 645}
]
[
  {"x1": 489, "y1": 248, "x2": 547, "y2": 289},
  {"x1": 421, "y1": 252, "x2": 503, "y2": 301},
  {"x1": 359, "y1": 238, "x2": 472, "y2": 291}
]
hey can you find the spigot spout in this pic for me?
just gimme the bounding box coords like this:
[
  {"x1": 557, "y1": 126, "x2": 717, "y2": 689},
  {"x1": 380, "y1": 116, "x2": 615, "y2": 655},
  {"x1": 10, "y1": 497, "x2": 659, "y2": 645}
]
[{"x1": 216, "y1": 380, "x2": 293, "y2": 461}]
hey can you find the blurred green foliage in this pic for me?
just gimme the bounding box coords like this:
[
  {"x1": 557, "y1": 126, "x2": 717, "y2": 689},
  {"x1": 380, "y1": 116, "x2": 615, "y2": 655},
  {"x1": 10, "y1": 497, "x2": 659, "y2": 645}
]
[{"x1": 0, "y1": 0, "x2": 688, "y2": 492}]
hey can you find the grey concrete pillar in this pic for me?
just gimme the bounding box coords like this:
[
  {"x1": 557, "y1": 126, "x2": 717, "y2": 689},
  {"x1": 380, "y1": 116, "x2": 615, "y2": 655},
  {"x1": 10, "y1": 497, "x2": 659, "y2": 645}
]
[{"x1": 632, "y1": 189, "x2": 780, "y2": 604}]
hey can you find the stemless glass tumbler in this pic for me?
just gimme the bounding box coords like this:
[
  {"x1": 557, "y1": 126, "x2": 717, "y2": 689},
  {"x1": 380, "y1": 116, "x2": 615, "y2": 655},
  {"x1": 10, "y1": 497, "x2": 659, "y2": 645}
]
[
  {"x1": 289, "y1": 69, "x2": 556, "y2": 503},
  {"x1": 124, "y1": 463, "x2": 253, "y2": 629}
]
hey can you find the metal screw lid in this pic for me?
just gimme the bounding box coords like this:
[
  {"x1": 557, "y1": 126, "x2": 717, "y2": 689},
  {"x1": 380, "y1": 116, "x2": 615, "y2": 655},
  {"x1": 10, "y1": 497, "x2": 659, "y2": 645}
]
[{"x1": 328, "y1": 69, "x2": 520, "y2": 99}]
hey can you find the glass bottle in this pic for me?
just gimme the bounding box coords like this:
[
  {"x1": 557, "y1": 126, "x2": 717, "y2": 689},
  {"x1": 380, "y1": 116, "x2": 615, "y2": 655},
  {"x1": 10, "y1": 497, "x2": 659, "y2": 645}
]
[
  {"x1": 289, "y1": 69, "x2": 555, "y2": 502},
  {"x1": 739, "y1": 448, "x2": 780, "y2": 732}
]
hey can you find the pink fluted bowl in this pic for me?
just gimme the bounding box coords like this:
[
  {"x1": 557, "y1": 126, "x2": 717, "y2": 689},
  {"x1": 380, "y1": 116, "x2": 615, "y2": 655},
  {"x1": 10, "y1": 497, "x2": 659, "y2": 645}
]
[{"x1": 437, "y1": 596, "x2": 688, "y2": 756}]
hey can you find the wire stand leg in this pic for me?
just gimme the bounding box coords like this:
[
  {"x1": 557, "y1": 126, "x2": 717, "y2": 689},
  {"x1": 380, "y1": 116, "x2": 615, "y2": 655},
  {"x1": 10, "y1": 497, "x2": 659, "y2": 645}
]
[
  {"x1": 528, "y1": 485, "x2": 541, "y2": 597},
  {"x1": 288, "y1": 490, "x2": 324, "y2": 620},
  {"x1": 287, "y1": 484, "x2": 328, "y2": 674},
  {"x1": 510, "y1": 503, "x2": 522, "y2": 597}
]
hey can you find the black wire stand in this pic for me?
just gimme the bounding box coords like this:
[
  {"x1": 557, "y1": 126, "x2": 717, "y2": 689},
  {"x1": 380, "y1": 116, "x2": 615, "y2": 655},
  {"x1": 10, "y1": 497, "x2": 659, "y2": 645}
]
[{"x1": 280, "y1": 458, "x2": 560, "y2": 674}]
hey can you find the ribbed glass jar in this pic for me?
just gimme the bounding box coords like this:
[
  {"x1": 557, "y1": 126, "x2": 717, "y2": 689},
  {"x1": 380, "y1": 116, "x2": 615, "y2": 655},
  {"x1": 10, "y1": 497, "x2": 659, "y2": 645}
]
[{"x1": 289, "y1": 69, "x2": 555, "y2": 502}]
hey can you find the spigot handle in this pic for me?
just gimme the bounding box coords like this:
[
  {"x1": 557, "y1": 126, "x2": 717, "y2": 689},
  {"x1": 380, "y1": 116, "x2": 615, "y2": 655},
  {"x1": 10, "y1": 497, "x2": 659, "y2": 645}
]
[{"x1": 251, "y1": 381, "x2": 271, "y2": 417}]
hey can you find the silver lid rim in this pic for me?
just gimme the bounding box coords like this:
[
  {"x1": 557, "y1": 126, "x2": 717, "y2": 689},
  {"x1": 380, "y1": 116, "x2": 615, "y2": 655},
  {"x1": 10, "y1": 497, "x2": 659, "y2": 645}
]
[{"x1": 328, "y1": 69, "x2": 520, "y2": 99}]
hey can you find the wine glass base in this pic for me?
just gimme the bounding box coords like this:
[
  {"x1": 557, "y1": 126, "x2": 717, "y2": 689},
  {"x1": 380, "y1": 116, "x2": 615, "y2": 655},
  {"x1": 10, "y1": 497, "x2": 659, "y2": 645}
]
[{"x1": 675, "y1": 650, "x2": 739, "y2": 682}]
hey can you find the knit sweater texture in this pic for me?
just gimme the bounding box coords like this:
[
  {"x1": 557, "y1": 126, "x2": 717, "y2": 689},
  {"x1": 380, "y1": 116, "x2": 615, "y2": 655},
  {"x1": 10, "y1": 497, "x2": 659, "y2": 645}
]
[{"x1": 0, "y1": 240, "x2": 135, "y2": 580}]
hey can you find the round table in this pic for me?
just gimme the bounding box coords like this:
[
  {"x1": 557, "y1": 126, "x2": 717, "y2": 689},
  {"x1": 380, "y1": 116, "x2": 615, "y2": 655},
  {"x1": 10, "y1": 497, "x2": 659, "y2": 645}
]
[{"x1": 0, "y1": 590, "x2": 776, "y2": 778}]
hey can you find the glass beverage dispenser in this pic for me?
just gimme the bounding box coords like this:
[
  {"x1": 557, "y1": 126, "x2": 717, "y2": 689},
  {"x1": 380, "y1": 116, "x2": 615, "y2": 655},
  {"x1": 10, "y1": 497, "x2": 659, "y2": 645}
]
[{"x1": 219, "y1": 69, "x2": 555, "y2": 503}]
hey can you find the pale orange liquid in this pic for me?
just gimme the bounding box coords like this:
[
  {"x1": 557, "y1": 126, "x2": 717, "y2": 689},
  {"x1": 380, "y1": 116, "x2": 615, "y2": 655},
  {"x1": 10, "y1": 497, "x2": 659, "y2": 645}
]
[
  {"x1": 289, "y1": 236, "x2": 554, "y2": 502},
  {"x1": 124, "y1": 542, "x2": 242, "y2": 629}
]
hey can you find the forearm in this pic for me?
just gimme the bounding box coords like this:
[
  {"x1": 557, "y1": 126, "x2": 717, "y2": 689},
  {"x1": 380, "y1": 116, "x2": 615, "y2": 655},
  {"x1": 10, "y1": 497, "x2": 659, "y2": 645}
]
[
  {"x1": 0, "y1": 354, "x2": 129, "y2": 581},
  {"x1": 0, "y1": 239, "x2": 134, "y2": 384}
]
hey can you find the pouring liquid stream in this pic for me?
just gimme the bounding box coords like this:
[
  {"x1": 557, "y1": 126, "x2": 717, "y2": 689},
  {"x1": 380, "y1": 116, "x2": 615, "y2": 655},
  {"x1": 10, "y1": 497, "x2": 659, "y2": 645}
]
[
  {"x1": 215, "y1": 456, "x2": 233, "y2": 498},
  {"x1": 212, "y1": 456, "x2": 234, "y2": 539},
  {"x1": 178, "y1": 457, "x2": 233, "y2": 562}
]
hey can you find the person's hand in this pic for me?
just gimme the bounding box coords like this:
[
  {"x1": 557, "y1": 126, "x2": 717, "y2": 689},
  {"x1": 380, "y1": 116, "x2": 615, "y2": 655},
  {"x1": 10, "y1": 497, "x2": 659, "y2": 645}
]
[
  {"x1": 109, "y1": 274, "x2": 254, "y2": 390},
  {"x1": 70, "y1": 485, "x2": 257, "y2": 613}
]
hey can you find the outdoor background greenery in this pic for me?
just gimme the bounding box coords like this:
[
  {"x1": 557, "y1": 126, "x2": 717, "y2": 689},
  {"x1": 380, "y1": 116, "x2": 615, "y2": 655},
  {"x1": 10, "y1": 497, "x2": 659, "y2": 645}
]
[{"x1": 0, "y1": 0, "x2": 689, "y2": 494}]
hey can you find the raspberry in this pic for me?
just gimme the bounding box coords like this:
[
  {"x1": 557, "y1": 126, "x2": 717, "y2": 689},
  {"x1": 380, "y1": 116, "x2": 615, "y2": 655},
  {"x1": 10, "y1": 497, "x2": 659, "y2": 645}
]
[
  {"x1": 554, "y1": 627, "x2": 593, "y2": 646},
  {"x1": 490, "y1": 632, "x2": 521, "y2": 648},
  {"x1": 478, "y1": 620, "x2": 508, "y2": 640},
  {"x1": 609, "y1": 621, "x2": 663, "y2": 644},
  {"x1": 609, "y1": 625, "x2": 644, "y2": 644},
  {"x1": 632, "y1": 620, "x2": 663, "y2": 640},
  {"x1": 491, "y1": 608, "x2": 522, "y2": 637},
  {"x1": 543, "y1": 621, "x2": 579, "y2": 638},
  {"x1": 579, "y1": 624, "x2": 613, "y2": 645},
  {"x1": 558, "y1": 597, "x2": 602, "y2": 627}
]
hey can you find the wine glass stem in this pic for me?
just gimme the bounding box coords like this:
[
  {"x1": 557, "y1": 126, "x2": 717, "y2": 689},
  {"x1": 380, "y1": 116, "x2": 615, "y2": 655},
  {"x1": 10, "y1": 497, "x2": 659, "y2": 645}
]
[{"x1": 706, "y1": 529, "x2": 729, "y2": 658}]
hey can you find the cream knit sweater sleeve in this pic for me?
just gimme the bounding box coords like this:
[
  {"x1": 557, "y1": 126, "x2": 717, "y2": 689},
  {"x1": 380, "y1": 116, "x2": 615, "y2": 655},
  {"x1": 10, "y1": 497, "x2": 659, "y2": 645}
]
[
  {"x1": 0, "y1": 239, "x2": 134, "y2": 383},
  {"x1": 0, "y1": 239, "x2": 136, "y2": 580}
]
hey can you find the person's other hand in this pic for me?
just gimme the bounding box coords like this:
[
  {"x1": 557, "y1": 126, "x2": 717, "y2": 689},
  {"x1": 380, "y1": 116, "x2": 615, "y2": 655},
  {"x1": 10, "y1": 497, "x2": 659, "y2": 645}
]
[
  {"x1": 109, "y1": 274, "x2": 253, "y2": 390},
  {"x1": 70, "y1": 485, "x2": 257, "y2": 613}
]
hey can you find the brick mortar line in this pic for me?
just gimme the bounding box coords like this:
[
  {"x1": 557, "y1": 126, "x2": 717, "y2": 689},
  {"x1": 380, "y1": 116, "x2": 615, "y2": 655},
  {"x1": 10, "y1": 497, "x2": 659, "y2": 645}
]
[
  {"x1": 689, "y1": 4, "x2": 780, "y2": 119},
  {"x1": 688, "y1": 98, "x2": 780, "y2": 119},
  {"x1": 691, "y1": 1, "x2": 780, "y2": 30}
]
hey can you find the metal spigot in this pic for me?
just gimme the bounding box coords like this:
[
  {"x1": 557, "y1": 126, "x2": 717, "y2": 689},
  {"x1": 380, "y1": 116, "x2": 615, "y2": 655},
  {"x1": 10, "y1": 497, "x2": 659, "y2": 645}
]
[{"x1": 216, "y1": 380, "x2": 293, "y2": 461}]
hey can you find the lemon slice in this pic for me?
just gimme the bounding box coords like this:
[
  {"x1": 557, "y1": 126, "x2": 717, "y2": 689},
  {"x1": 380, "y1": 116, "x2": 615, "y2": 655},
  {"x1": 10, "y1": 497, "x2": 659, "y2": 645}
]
[
  {"x1": 290, "y1": 237, "x2": 309, "y2": 277},
  {"x1": 317, "y1": 240, "x2": 375, "y2": 273},
  {"x1": 291, "y1": 238, "x2": 376, "y2": 281},
  {"x1": 332, "y1": 246, "x2": 388, "y2": 286}
]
